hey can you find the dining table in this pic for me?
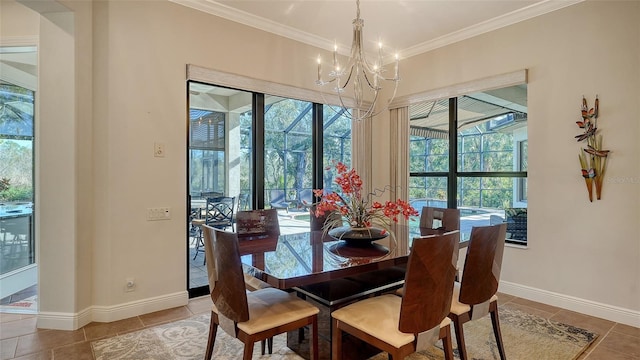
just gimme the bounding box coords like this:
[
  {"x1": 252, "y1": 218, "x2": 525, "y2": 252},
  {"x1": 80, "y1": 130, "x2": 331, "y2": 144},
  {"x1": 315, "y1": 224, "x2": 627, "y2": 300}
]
[{"x1": 238, "y1": 227, "x2": 468, "y2": 360}]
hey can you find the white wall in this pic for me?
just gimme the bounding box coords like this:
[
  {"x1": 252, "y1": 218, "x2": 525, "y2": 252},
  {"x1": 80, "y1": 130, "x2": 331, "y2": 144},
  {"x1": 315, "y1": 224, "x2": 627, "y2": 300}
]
[
  {"x1": 3, "y1": 0, "x2": 638, "y2": 329},
  {"x1": 373, "y1": 0, "x2": 639, "y2": 325}
]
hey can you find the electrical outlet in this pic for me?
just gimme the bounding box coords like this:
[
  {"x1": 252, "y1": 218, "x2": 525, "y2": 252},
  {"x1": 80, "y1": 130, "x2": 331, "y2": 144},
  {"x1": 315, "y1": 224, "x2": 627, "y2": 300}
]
[
  {"x1": 125, "y1": 278, "x2": 136, "y2": 292},
  {"x1": 154, "y1": 142, "x2": 165, "y2": 157},
  {"x1": 147, "y1": 207, "x2": 171, "y2": 221}
]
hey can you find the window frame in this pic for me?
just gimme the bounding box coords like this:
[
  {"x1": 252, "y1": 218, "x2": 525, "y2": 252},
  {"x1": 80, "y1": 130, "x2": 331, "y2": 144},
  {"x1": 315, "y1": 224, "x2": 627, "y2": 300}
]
[{"x1": 408, "y1": 93, "x2": 528, "y2": 245}]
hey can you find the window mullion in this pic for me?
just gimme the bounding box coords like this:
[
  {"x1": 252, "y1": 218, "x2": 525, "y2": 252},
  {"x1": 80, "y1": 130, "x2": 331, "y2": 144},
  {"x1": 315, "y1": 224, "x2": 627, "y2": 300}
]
[
  {"x1": 312, "y1": 103, "x2": 323, "y2": 198},
  {"x1": 253, "y1": 93, "x2": 265, "y2": 209},
  {"x1": 448, "y1": 97, "x2": 457, "y2": 209}
]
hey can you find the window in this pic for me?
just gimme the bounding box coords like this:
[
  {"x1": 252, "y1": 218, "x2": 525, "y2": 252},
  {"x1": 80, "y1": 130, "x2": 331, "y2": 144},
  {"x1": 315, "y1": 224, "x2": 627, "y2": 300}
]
[
  {"x1": 323, "y1": 105, "x2": 352, "y2": 192},
  {"x1": 263, "y1": 96, "x2": 313, "y2": 209},
  {"x1": 409, "y1": 85, "x2": 528, "y2": 244},
  {"x1": 189, "y1": 110, "x2": 226, "y2": 197}
]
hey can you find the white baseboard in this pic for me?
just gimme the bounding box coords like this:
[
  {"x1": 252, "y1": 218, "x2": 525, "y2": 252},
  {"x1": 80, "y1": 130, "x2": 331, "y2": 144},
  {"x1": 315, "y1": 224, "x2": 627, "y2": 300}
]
[
  {"x1": 499, "y1": 280, "x2": 640, "y2": 328},
  {"x1": 37, "y1": 291, "x2": 189, "y2": 330}
]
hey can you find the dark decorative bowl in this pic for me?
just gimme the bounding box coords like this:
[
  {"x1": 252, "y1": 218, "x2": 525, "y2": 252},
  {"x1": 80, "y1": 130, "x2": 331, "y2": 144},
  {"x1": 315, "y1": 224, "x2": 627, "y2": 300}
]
[{"x1": 328, "y1": 226, "x2": 389, "y2": 246}]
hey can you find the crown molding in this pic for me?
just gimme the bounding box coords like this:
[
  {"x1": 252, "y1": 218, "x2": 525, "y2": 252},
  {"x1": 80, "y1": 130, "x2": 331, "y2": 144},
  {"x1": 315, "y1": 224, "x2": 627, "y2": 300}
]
[
  {"x1": 169, "y1": 0, "x2": 339, "y2": 53},
  {"x1": 402, "y1": 0, "x2": 585, "y2": 59},
  {"x1": 171, "y1": 0, "x2": 583, "y2": 59}
]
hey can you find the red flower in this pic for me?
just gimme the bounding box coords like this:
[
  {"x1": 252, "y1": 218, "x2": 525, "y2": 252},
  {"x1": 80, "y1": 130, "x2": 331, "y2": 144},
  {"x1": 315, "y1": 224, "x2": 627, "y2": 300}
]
[{"x1": 312, "y1": 163, "x2": 418, "y2": 229}]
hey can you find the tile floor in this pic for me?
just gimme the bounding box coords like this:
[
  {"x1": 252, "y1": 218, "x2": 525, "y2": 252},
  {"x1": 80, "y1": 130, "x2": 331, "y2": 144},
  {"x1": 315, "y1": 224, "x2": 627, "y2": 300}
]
[{"x1": 1, "y1": 293, "x2": 638, "y2": 360}]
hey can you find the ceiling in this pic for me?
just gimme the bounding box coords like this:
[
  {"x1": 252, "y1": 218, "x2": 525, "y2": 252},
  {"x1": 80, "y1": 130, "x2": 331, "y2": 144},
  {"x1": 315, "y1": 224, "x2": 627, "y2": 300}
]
[{"x1": 171, "y1": 0, "x2": 582, "y2": 59}]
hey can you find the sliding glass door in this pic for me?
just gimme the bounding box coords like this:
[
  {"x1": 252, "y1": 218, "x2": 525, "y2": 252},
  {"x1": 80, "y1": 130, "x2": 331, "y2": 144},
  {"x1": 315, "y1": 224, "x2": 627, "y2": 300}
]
[
  {"x1": 186, "y1": 81, "x2": 352, "y2": 297},
  {"x1": 0, "y1": 46, "x2": 37, "y2": 305},
  {"x1": 187, "y1": 82, "x2": 253, "y2": 295}
]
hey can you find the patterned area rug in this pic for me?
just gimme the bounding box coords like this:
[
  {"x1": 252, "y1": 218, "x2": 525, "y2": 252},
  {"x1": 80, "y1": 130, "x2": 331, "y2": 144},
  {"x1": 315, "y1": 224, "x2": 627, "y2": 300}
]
[{"x1": 91, "y1": 307, "x2": 598, "y2": 360}]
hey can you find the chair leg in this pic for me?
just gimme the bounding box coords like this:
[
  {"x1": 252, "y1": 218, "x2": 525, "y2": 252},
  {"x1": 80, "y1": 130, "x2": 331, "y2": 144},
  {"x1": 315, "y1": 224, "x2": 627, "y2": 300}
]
[
  {"x1": 297, "y1": 292, "x2": 307, "y2": 343},
  {"x1": 193, "y1": 237, "x2": 200, "y2": 260},
  {"x1": 243, "y1": 340, "x2": 254, "y2": 360},
  {"x1": 453, "y1": 317, "x2": 469, "y2": 360},
  {"x1": 490, "y1": 302, "x2": 507, "y2": 360},
  {"x1": 204, "y1": 312, "x2": 218, "y2": 360},
  {"x1": 310, "y1": 315, "x2": 318, "y2": 360},
  {"x1": 441, "y1": 325, "x2": 454, "y2": 360},
  {"x1": 332, "y1": 318, "x2": 342, "y2": 360},
  {"x1": 260, "y1": 337, "x2": 273, "y2": 355}
]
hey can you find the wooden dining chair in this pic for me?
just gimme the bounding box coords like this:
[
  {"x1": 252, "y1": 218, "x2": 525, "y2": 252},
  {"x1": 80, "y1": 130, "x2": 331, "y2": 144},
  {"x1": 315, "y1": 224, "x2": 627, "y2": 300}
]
[
  {"x1": 331, "y1": 232, "x2": 459, "y2": 360},
  {"x1": 449, "y1": 223, "x2": 507, "y2": 360},
  {"x1": 236, "y1": 208, "x2": 280, "y2": 238},
  {"x1": 201, "y1": 225, "x2": 320, "y2": 360},
  {"x1": 420, "y1": 206, "x2": 460, "y2": 231}
]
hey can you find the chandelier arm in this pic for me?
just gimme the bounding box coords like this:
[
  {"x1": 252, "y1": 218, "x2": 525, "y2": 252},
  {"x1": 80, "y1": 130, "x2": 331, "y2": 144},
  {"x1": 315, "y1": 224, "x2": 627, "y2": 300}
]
[
  {"x1": 362, "y1": 72, "x2": 378, "y2": 91},
  {"x1": 316, "y1": 78, "x2": 338, "y2": 86},
  {"x1": 338, "y1": 66, "x2": 356, "y2": 91},
  {"x1": 314, "y1": 0, "x2": 400, "y2": 121}
]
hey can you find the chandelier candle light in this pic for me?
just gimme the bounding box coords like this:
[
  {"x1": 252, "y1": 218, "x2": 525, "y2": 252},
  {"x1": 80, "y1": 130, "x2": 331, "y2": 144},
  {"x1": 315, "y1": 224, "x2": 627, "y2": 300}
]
[{"x1": 316, "y1": 0, "x2": 400, "y2": 121}]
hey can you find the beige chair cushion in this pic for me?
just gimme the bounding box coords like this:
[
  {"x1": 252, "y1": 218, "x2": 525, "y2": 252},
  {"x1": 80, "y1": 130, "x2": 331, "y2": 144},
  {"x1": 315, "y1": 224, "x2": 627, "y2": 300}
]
[
  {"x1": 450, "y1": 281, "x2": 498, "y2": 316},
  {"x1": 332, "y1": 294, "x2": 451, "y2": 349},
  {"x1": 213, "y1": 287, "x2": 319, "y2": 335}
]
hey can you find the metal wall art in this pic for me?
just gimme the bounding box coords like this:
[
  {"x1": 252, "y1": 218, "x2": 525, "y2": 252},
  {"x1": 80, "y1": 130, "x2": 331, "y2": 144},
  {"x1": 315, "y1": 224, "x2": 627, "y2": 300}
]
[{"x1": 575, "y1": 96, "x2": 610, "y2": 202}]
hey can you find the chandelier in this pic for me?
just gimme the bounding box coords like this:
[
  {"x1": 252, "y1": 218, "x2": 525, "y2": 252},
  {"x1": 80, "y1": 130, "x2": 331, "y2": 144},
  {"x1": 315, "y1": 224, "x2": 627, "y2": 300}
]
[{"x1": 315, "y1": 0, "x2": 400, "y2": 121}]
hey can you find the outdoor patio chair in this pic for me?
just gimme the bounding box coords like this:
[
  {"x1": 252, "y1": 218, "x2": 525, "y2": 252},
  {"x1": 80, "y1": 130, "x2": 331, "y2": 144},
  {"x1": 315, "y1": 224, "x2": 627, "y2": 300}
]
[
  {"x1": 193, "y1": 196, "x2": 236, "y2": 264},
  {"x1": 269, "y1": 189, "x2": 289, "y2": 213},
  {"x1": 504, "y1": 207, "x2": 527, "y2": 242},
  {"x1": 299, "y1": 188, "x2": 313, "y2": 209}
]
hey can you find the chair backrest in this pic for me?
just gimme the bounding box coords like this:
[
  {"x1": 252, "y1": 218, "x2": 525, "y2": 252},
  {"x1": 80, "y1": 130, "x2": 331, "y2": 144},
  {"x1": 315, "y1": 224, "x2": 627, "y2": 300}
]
[
  {"x1": 205, "y1": 196, "x2": 235, "y2": 229},
  {"x1": 420, "y1": 207, "x2": 460, "y2": 232},
  {"x1": 270, "y1": 189, "x2": 285, "y2": 202},
  {"x1": 201, "y1": 225, "x2": 250, "y2": 323},
  {"x1": 399, "y1": 231, "x2": 459, "y2": 334},
  {"x1": 299, "y1": 189, "x2": 313, "y2": 207},
  {"x1": 459, "y1": 223, "x2": 507, "y2": 305},
  {"x1": 236, "y1": 209, "x2": 280, "y2": 237}
]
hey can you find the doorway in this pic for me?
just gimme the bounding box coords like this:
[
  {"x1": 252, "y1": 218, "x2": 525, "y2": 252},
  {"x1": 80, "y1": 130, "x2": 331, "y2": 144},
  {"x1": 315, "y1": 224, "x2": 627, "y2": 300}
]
[{"x1": 0, "y1": 46, "x2": 37, "y2": 313}]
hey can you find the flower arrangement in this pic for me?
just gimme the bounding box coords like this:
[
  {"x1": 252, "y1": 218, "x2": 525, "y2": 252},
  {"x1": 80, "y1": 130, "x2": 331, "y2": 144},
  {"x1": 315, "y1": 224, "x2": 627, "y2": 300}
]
[
  {"x1": 312, "y1": 162, "x2": 418, "y2": 233},
  {"x1": 575, "y1": 96, "x2": 610, "y2": 202}
]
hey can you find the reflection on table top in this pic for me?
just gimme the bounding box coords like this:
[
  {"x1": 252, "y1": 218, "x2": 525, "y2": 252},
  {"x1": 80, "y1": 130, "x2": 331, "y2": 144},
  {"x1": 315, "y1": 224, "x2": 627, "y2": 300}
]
[
  {"x1": 240, "y1": 231, "x2": 410, "y2": 290},
  {"x1": 0, "y1": 202, "x2": 33, "y2": 219}
]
